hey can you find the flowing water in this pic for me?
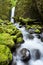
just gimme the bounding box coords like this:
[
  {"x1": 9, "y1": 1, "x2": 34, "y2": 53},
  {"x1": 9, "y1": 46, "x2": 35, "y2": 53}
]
[
  {"x1": 11, "y1": 7, "x2": 15, "y2": 23},
  {"x1": 11, "y1": 7, "x2": 43, "y2": 65}
]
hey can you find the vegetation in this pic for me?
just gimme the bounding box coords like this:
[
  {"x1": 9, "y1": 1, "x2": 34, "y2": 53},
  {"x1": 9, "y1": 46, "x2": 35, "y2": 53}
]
[
  {"x1": 0, "y1": 19, "x2": 23, "y2": 65},
  {"x1": 0, "y1": 0, "x2": 12, "y2": 20},
  {"x1": 11, "y1": 0, "x2": 17, "y2": 6},
  {"x1": 0, "y1": 45, "x2": 12, "y2": 65}
]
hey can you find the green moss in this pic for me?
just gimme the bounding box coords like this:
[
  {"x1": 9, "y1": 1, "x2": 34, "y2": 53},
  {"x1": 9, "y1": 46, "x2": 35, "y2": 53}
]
[
  {"x1": 0, "y1": 33, "x2": 14, "y2": 48},
  {"x1": 0, "y1": 45, "x2": 12, "y2": 65},
  {"x1": 0, "y1": 19, "x2": 23, "y2": 48},
  {"x1": 17, "y1": 37, "x2": 23, "y2": 43},
  {"x1": 26, "y1": 24, "x2": 42, "y2": 34},
  {"x1": 11, "y1": 35, "x2": 17, "y2": 41},
  {"x1": 16, "y1": 31, "x2": 23, "y2": 38},
  {"x1": 35, "y1": 29, "x2": 40, "y2": 33},
  {"x1": 31, "y1": 25, "x2": 42, "y2": 29},
  {"x1": 26, "y1": 25, "x2": 31, "y2": 30}
]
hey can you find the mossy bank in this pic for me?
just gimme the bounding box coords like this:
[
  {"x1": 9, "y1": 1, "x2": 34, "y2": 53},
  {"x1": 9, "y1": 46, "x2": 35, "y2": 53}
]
[{"x1": 0, "y1": 19, "x2": 23, "y2": 65}]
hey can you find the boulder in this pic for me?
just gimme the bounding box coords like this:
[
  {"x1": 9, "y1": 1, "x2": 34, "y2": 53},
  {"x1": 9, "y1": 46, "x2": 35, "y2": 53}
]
[
  {"x1": 29, "y1": 29, "x2": 35, "y2": 34},
  {"x1": 0, "y1": 33, "x2": 14, "y2": 48},
  {"x1": 0, "y1": 45, "x2": 12, "y2": 65},
  {"x1": 32, "y1": 49, "x2": 41, "y2": 60},
  {"x1": 26, "y1": 34, "x2": 34, "y2": 39},
  {"x1": 17, "y1": 37, "x2": 24, "y2": 44},
  {"x1": 40, "y1": 33, "x2": 43, "y2": 42},
  {"x1": 20, "y1": 48, "x2": 31, "y2": 62}
]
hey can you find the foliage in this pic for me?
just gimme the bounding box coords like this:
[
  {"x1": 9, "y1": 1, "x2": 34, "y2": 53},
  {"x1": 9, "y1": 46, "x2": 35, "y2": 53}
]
[
  {"x1": 0, "y1": 45, "x2": 12, "y2": 65},
  {"x1": 0, "y1": 0, "x2": 12, "y2": 20},
  {"x1": 11, "y1": 0, "x2": 17, "y2": 6}
]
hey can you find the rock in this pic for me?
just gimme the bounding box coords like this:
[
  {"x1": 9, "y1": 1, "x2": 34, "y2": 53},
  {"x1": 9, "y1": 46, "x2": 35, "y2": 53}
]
[
  {"x1": 17, "y1": 37, "x2": 24, "y2": 44},
  {"x1": 35, "y1": 29, "x2": 40, "y2": 33},
  {"x1": 16, "y1": 31, "x2": 23, "y2": 38},
  {"x1": 29, "y1": 29, "x2": 35, "y2": 34},
  {"x1": 0, "y1": 45, "x2": 12, "y2": 65},
  {"x1": 40, "y1": 33, "x2": 43, "y2": 42},
  {"x1": 28, "y1": 34, "x2": 34, "y2": 39},
  {"x1": 32, "y1": 49, "x2": 41, "y2": 60},
  {"x1": 20, "y1": 48, "x2": 31, "y2": 62},
  {"x1": 0, "y1": 33, "x2": 14, "y2": 48},
  {"x1": 12, "y1": 61, "x2": 17, "y2": 65},
  {"x1": 36, "y1": 34, "x2": 41, "y2": 39}
]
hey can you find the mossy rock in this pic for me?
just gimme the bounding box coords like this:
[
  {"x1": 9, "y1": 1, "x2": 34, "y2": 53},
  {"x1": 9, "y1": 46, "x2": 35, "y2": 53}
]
[
  {"x1": 0, "y1": 45, "x2": 12, "y2": 65},
  {"x1": 35, "y1": 29, "x2": 40, "y2": 33},
  {"x1": 0, "y1": 33, "x2": 14, "y2": 48},
  {"x1": 16, "y1": 31, "x2": 23, "y2": 38},
  {"x1": 17, "y1": 37, "x2": 23, "y2": 44}
]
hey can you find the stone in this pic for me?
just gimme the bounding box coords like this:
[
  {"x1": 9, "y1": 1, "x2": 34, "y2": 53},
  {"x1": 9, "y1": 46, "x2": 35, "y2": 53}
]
[
  {"x1": 32, "y1": 49, "x2": 41, "y2": 60},
  {"x1": 0, "y1": 45, "x2": 12, "y2": 65},
  {"x1": 40, "y1": 33, "x2": 43, "y2": 42},
  {"x1": 17, "y1": 37, "x2": 24, "y2": 44},
  {"x1": 29, "y1": 29, "x2": 35, "y2": 34},
  {"x1": 28, "y1": 34, "x2": 34, "y2": 39},
  {"x1": 20, "y1": 48, "x2": 31, "y2": 62},
  {"x1": 0, "y1": 33, "x2": 14, "y2": 48}
]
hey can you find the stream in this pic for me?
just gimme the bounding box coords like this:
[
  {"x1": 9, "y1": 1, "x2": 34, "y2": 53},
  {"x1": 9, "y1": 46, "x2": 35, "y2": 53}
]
[{"x1": 11, "y1": 7, "x2": 43, "y2": 65}]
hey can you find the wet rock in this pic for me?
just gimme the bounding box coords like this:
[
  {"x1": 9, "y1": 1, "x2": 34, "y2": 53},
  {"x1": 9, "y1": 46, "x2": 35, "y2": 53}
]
[
  {"x1": 32, "y1": 49, "x2": 41, "y2": 60},
  {"x1": 11, "y1": 61, "x2": 17, "y2": 65},
  {"x1": 29, "y1": 29, "x2": 35, "y2": 34},
  {"x1": 20, "y1": 48, "x2": 31, "y2": 62},
  {"x1": 13, "y1": 62, "x2": 16, "y2": 65},
  {"x1": 28, "y1": 34, "x2": 34, "y2": 39},
  {"x1": 40, "y1": 33, "x2": 43, "y2": 42},
  {"x1": 36, "y1": 34, "x2": 41, "y2": 39}
]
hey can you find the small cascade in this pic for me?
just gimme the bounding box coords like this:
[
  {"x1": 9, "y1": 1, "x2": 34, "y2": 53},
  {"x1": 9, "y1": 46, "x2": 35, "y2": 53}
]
[
  {"x1": 11, "y1": 7, "x2": 15, "y2": 23},
  {"x1": 11, "y1": 7, "x2": 43, "y2": 65}
]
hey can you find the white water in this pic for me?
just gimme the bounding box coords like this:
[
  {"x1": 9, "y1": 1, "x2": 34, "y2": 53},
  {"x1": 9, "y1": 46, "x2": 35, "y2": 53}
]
[
  {"x1": 11, "y1": 7, "x2": 15, "y2": 23},
  {"x1": 11, "y1": 8, "x2": 43, "y2": 65}
]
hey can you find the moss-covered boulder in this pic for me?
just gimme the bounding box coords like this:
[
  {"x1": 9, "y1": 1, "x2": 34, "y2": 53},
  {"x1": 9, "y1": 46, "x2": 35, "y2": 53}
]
[
  {"x1": 0, "y1": 33, "x2": 14, "y2": 48},
  {"x1": 17, "y1": 37, "x2": 23, "y2": 43},
  {"x1": 15, "y1": 0, "x2": 43, "y2": 21},
  {"x1": 0, "y1": 45, "x2": 12, "y2": 65}
]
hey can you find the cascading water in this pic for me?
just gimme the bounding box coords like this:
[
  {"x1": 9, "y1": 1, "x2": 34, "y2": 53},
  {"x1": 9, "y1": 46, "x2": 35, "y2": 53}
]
[
  {"x1": 11, "y1": 7, "x2": 43, "y2": 65},
  {"x1": 11, "y1": 7, "x2": 15, "y2": 23}
]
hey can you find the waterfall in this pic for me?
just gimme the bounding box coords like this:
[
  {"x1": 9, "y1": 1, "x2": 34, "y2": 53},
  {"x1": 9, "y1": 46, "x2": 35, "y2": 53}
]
[{"x1": 11, "y1": 7, "x2": 15, "y2": 23}]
